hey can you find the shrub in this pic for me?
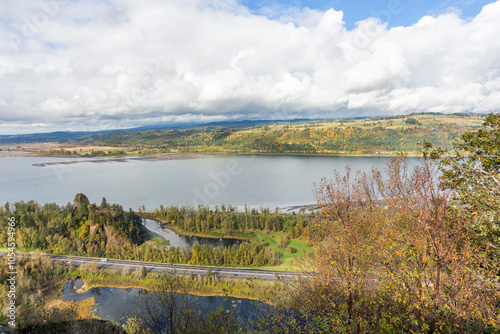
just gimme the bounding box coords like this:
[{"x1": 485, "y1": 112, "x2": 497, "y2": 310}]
[
  {"x1": 278, "y1": 234, "x2": 289, "y2": 249},
  {"x1": 405, "y1": 117, "x2": 421, "y2": 125}
]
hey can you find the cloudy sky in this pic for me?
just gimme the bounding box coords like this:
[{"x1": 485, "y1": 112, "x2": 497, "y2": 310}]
[{"x1": 0, "y1": 0, "x2": 499, "y2": 134}]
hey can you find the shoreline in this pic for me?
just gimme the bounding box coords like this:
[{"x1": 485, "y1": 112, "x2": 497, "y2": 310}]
[{"x1": 3, "y1": 149, "x2": 428, "y2": 161}]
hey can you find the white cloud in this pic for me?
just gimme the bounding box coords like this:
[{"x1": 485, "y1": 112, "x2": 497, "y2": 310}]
[{"x1": 0, "y1": 0, "x2": 499, "y2": 134}]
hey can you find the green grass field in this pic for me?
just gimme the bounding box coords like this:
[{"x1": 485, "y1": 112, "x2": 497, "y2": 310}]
[{"x1": 253, "y1": 231, "x2": 314, "y2": 271}]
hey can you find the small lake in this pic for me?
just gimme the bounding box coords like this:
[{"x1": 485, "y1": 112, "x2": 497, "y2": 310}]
[
  {"x1": 62, "y1": 279, "x2": 269, "y2": 326},
  {"x1": 142, "y1": 219, "x2": 242, "y2": 249}
]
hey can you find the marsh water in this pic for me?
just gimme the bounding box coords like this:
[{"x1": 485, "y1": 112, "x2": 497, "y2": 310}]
[
  {"x1": 0, "y1": 154, "x2": 418, "y2": 210},
  {"x1": 62, "y1": 279, "x2": 268, "y2": 325}
]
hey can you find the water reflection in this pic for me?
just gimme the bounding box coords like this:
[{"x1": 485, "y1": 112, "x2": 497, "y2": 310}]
[
  {"x1": 62, "y1": 280, "x2": 147, "y2": 322},
  {"x1": 62, "y1": 278, "x2": 84, "y2": 296}
]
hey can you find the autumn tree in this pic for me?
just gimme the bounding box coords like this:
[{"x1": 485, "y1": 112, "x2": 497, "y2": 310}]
[
  {"x1": 285, "y1": 156, "x2": 499, "y2": 333},
  {"x1": 376, "y1": 156, "x2": 499, "y2": 333},
  {"x1": 283, "y1": 167, "x2": 385, "y2": 333},
  {"x1": 426, "y1": 113, "x2": 500, "y2": 263}
]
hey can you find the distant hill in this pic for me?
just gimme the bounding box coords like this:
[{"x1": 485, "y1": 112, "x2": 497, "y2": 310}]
[
  {"x1": 72, "y1": 113, "x2": 487, "y2": 156},
  {"x1": 2, "y1": 113, "x2": 489, "y2": 156},
  {"x1": 0, "y1": 130, "x2": 101, "y2": 144},
  {"x1": 0, "y1": 118, "x2": 314, "y2": 144}
]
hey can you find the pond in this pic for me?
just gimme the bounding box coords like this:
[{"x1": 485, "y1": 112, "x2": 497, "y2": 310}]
[
  {"x1": 61, "y1": 279, "x2": 271, "y2": 326},
  {"x1": 142, "y1": 218, "x2": 243, "y2": 249}
]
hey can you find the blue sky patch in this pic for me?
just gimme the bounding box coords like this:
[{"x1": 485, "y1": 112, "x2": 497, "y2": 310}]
[{"x1": 240, "y1": 0, "x2": 495, "y2": 29}]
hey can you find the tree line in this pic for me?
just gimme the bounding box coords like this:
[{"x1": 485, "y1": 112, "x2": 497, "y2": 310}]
[
  {"x1": 143, "y1": 241, "x2": 279, "y2": 267},
  {"x1": 0, "y1": 198, "x2": 280, "y2": 267},
  {"x1": 152, "y1": 204, "x2": 308, "y2": 238}
]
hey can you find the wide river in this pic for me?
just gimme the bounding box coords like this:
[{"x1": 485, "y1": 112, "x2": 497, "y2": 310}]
[{"x1": 0, "y1": 153, "x2": 419, "y2": 210}]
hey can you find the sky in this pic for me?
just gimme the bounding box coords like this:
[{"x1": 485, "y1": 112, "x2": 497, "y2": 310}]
[{"x1": 0, "y1": 0, "x2": 499, "y2": 134}]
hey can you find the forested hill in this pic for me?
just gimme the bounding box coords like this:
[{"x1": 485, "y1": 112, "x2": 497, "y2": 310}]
[
  {"x1": 78, "y1": 113, "x2": 486, "y2": 155},
  {"x1": 0, "y1": 194, "x2": 147, "y2": 257}
]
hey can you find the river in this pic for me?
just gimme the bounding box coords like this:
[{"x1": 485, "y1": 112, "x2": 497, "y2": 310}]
[{"x1": 0, "y1": 154, "x2": 419, "y2": 210}]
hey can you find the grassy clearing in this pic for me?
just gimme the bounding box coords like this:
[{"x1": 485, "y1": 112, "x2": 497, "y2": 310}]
[
  {"x1": 253, "y1": 231, "x2": 314, "y2": 271},
  {"x1": 150, "y1": 236, "x2": 165, "y2": 243},
  {"x1": 0, "y1": 246, "x2": 34, "y2": 252}
]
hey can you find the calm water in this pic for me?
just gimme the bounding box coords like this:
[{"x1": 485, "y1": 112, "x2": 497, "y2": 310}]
[
  {"x1": 62, "y1": 279, "x2": 267, "y2": 325},
  {"x1": 0, "y1": 154, "x2": 419, "y2": 210},
  {"x1": 142, "y1": 218, "x2": 241, "y2": 248}
]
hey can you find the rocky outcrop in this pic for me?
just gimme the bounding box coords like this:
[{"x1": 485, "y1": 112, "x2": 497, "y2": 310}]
[{"x1": 73, "y1": 193, "x2": 89, "y2": 210}]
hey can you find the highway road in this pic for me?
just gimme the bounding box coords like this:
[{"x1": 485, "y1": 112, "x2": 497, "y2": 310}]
[{"x1": 0, "y1": 251, "x2": 296, "y2": 281}]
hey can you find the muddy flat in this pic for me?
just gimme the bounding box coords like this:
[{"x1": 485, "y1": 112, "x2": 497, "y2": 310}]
[{"x1": 32, "y1": 153, "x2": 209, "y2": 167}]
